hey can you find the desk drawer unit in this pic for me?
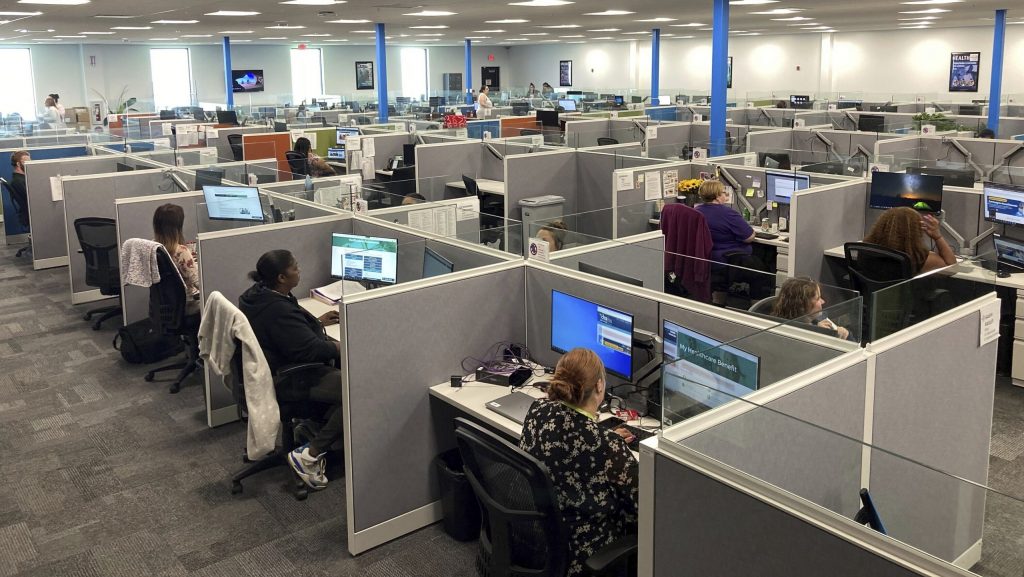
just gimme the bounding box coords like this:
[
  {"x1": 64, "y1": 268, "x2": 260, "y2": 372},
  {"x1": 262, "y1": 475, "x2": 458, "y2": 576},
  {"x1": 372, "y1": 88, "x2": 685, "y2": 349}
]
[{"x1": 1014, "y1": 295, "x2": 1024, "y2": 386}]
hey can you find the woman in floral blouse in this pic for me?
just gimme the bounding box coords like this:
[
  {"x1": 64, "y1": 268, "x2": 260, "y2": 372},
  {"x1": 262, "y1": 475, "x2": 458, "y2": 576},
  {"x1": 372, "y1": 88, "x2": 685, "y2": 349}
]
[
  {"x1": 153, "y1": 203, "x2": 200, "y2": 314},
  {"x1": 519, "y1": 348, "x2": 638, "y2": 576}
]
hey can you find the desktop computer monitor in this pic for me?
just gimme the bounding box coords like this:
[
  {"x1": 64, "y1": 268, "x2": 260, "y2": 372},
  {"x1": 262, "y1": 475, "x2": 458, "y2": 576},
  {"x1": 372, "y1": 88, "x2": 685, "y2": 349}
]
[
  {"x1": 614, "y1": 95, "x2": 625, "y2": 106},
  {"x1": 577, "y1": 261, "x2": 643, "y2": 287},
  {"x1": 857, "y1": 114, "x2": 886, "y2": 133},
  {"x1": 202, "y1": 186, "x2": 264, "y2": 222},
  {"x1": 789, "y1": 95, "x2": 811, "y2": 109},
  {"x1": 195, "y1": 169, "x2": 225, "y2": 190},
  {"x1": 958, "y1": 104, "x2": 982, "y2": 116},
  {"x1": 801, "y1": 161, "x2": 846, "y2": 176},
  {"x1": 159, "y1": 110, "x2": 176, "y2": 120},
  {"x1": 337, "y1": 127, "x2": 360, "y2": 144},
  {"x1": 984, "y1": 181, "x2": 1024, "y2": 227},
  {"x1": 631, "y1": 96, "x2": 643, "y2": 104},
  {"x1": 837, "y1": 100, "x2": 862, "y2": 110},
  {"x1": 994, "y1": 234, "x2": 1024, "y2": 273},
  {"x1": 906, "y1": 166, "x2": 975, "y2": 188},
  {"x1": 422, "y1": 246, "x2": 454, "y2": 278},
  {"x1": 765, "y1": 170, "x2": 810, "y2": 205},
  {"x1": 330, "y1": 233, "x2": 398, "y2": 285},
  {"x1": 537, "y1": 110, "x2": 560, "y2": 127},
  {"x1": 550, "y1": 290, "x2": 634, "y2": 380},
  {"x1": 869, "y1": 171, "x2": 943, "y2": 213},
  {"x1": 216, "y1": 110, "x2": 239, "y2": 126},
  {"x1": 115, "y1": 162, "x2": 134, "y2": 172},
  {"x1": 326, "y1": 147, "x2": 346, "y2": 161},
  {"x1": 403, "y1": 143, "x2": 417, "y2": 166},
  {"x1": 661, "y1": 320, "x2": 760, "y2": 417},
  {"x1": 428, "y1": 96, "x2": 444, "y2": 108},
  {"x1": 870, "y1": 105, "x2": 898, "y2": 113},
  {"x1": 757, "y1": 152, "x2": 792, "y2": 170},
  {"x1": 557, "y1": 99, "x2": 577, "y2": 112},
  {"x1": 273, "y1": 121, "x2": 288, "y2": 133}
]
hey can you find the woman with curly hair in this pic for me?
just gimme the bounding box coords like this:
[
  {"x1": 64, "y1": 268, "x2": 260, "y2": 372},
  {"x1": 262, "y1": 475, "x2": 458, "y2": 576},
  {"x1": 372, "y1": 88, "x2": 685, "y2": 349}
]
[
  {"x1": 770, "y1": 277, "x2": 850, "y2": 340},
  {"x1": 863, "y1": 207, "x2": 956, "y2": 274}
]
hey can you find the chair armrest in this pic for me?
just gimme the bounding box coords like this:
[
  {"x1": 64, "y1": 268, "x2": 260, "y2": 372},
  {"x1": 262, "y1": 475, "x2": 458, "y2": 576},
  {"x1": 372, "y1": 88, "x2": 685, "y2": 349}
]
[
  {"x1": 275, "y1": 362, "x2": 328, "y2": 379},
  {"x1": 584, "y1": 534, "x2": 637, "y2": 576}
]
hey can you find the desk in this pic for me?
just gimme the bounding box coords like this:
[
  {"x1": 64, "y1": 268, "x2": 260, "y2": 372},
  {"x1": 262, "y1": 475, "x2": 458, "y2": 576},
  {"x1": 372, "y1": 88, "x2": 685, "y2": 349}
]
[
  {"x1": 298, "y1": 297, "x2": 341, "y2": 341},
  {"x1": 376, "y1": 169, "x2": 394, "y2": 179},
  {"x1": 445, "y1": 179, "x2": 506, "y2": 196},
  {"x1": 326, "y1": 161, "x2": 347, "y2": 174}
]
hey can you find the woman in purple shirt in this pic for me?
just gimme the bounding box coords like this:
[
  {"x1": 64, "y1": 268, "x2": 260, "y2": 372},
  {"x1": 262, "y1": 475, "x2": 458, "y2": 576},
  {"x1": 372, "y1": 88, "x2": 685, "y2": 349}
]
[{"x1": 694, "y1": 180, "x2": 754, "y2": 262}]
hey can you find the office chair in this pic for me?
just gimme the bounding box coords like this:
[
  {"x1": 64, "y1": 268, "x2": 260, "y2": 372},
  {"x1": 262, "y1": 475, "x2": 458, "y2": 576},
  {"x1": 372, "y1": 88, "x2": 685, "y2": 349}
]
[
  {"x1": 0, "y1": 177, "x2": 31, "y2": 258},
  {"x1": 596, "y1": 137, "x2": 619, "y2": 146},
  {"x1": 454, "y1": 418, "x2": 637, "y2": 577},
  {"x1": 748, "y1": 296, "x2": 777, "y2": 315},
  {"x1": 284, "y1": 151, "x2": 308, "y2": 178},
  {"x1": 227, "y1": 133, "x2": 244, "y2": 161},
  {"x1": 711, "y1": 251, "x2": 773, "y2": 309},
  {"x1": 843, "y1": 242, "x2": 915, "y2": 342},
  {"x1": 461, "y1": 175, "x2": 480, "y2": 198},
  {"x1": 143, "y1": 248, "x2": 201, "y2": 393},
  {"x1": 74, "y1": 218, "x2": 123, "y2": 330}
]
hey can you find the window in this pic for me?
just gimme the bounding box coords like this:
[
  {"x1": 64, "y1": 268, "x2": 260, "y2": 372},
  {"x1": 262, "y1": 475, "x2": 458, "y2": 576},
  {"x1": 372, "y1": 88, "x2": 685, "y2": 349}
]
[
  {"x1": 291, "y1": 48, "x2": 324, "y2": 104},
  {"x1": 0, "y1": 49, "x2": 36, "y2": 118},
  {"x1": 150, "y1": 48, "x2": 193, "y2": 110},
  {"x1": 400, "y1": 48, "x2": 428, "y2": 101}
]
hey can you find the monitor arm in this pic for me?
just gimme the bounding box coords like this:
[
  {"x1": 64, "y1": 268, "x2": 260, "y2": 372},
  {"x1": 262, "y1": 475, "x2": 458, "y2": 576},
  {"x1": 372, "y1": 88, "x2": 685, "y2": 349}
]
[
  {"x1": 632, "y1": 119, "x2": 647, "y2": 136},
  {"x1": 810, "y1": 130, "x2": 844, "y2": 163},
  {"x1": 758, "y1": 108, "x2": 775, "y2": 127},
  {"x1": 942, "y1": 137, "x2": 985, "y2": 181},
  {"x1": 842, "y1": 110, "x2": 858, "y2": 130},
  {"x1": 163, "y1": 169, "x2": 189, "y2": 193},
  {"x1": 717, "y1": 166, "x2": 755, "y2": 216},
  {"x1": 984, "y1": 142, "x2": 1024, "y2": 181}
]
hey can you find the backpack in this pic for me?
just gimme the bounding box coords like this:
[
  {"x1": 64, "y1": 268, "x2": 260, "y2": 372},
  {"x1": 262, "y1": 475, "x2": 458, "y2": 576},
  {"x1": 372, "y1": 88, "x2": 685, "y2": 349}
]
[{"x1": 113, "y1": 318, "x2": 183, "y2": 364}]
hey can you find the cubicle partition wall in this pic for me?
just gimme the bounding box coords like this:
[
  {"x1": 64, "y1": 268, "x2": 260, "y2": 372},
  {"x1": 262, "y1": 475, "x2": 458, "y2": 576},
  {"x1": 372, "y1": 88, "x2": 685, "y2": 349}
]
[
  {"x1": 549, "y1": 231, "x2": 667, "y2": 293},
  {"x1": 788, "y1": 180, "x2": 869, "y2": 283},
  {"x1": 240, "y1": 133, "x2": 292, "y2": 179},
  {"x1": 207, "y1": 126, "x2": 269, "y2": 162},
  {"x1": 564, "y1": 118, "x2": 610, "y2": 148},
  {"x1": 610, "y1": 159, "x2": 699, "y2": 238},
  {"x1": 414, "y1": 140, "x2": 482, "y2": 200},
  {"x1": 369, "y1": 196, "x2": 483, "y2": 244},
  {"x1": 1, "y1": 144, "x2": 91, "y2": 239},
  {"x1": 360, "y1": 131, "x2": 414, "y2": 172}
]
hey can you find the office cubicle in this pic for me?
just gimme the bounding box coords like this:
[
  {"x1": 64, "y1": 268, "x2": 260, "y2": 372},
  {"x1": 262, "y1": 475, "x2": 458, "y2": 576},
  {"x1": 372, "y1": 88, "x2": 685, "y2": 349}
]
[{"x1": 1, "y1": 143, "x2": 91, "y2": 241}]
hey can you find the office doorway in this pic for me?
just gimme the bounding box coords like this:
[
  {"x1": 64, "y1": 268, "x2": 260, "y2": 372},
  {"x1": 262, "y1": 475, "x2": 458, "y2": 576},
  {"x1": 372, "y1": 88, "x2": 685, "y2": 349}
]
[{"x1": 481, "y1": 67, "x2": 500, "y2": 91}]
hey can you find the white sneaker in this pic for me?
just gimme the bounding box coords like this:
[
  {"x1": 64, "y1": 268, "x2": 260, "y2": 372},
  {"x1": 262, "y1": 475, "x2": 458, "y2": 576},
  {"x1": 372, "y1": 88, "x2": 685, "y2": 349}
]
[{"x1": 288, "y1": 444, "x2": 327, "y2": 489}]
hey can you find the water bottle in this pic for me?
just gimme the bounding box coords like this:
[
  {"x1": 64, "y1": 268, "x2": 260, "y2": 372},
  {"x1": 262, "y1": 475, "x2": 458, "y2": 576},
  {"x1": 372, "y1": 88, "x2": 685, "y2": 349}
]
[{"x1": 305, "y1": 174, "x2": 313, "y2": 192}]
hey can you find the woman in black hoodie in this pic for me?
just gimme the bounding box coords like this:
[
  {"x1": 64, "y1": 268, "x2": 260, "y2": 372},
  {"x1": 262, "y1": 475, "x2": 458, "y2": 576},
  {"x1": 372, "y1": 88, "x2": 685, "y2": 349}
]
[{"x1": 238, "y1": 249, "x2": 341, "y2": 490}]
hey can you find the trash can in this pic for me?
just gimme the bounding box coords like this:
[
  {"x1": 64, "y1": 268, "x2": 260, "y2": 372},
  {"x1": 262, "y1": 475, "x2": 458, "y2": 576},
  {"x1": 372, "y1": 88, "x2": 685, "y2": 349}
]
[
  {"x1": 434, "y1": 448, "x2": 481, "y2": 542},
  {"x1": 519, "y1": 194, "x2": 566, "y2": 254}
]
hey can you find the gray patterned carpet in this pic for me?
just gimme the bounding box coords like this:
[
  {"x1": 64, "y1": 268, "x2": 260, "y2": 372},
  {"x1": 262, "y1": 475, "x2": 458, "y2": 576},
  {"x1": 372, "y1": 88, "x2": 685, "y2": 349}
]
[
  {"x1": 0, "y1": 244, "x2": 479, "y2": 577},
  {"x1": 1, "y1": 241, "x2": 1023, "y2": 576}
]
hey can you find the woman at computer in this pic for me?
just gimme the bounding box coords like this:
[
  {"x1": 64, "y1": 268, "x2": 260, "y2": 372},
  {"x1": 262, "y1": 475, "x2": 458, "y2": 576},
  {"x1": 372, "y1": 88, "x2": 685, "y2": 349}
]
[
  {"x1": 289, "y1": 137, "x2": 318, "y2": 177},
  {"x1": 238, "y1": 249, "x2": 342, "y2": 490},
  {"x1": 864, "y1": 207, "x2": 956, "y2": 274},
  {"x1": 520, "y1": 348, "x2": 637, "y2": 577},
  {"x1": 537, "y1": 220, "x2": 568, "y2": 251},
  {"x1": 541, "y1": 82, "x2": 555, "y2": 97},
  {"x1": 694, "y1": 180, "x2": 755, "y2": 262},
  {"x1": 477, "y1": 85, "x2": 494, "y2": 119},
  {"x1": 153, "y1": 203, "x2": 200, "y2": 314},
  {"x1": 771, "y1": 277, "x2": 850, "y2": 340},
  {"x1": 526, "y1": 82, "x2": 539, "y2": 98}
]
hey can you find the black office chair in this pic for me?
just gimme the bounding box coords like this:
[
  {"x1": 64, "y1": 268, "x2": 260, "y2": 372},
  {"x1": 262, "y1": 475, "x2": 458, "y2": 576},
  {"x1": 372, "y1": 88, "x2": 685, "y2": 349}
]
[
  {"x1": 227, "y1": 133, "x2": 244, "y2": 161},
  {"x1": 461, "y1": 175, "x2": 481, "y2": 198},
  {"x1": 454, "y1": 418, "x2": 637, "y2": 577},
  {"x1": 748, "y1": 296, "x2": 777, "y2": 315},
  {"x1": 711, "y1": 251, "x2": 773, "y2": 309},
  {"x1": 284, "y1": 151, "x2": 308, "y2": 178},
  {"x1": 596, "y1": 137, "x2": 619, "y2": 146},
  {"x1": 388, "y1": 165, "x2": 417, "y2": 198},
  {"x1": 0, "y1": 177, "x2": 31, "y2": 258},
  {"x1": 74, "y1": 218, "x2": 122, "y2": 330},
  {"x1": 844, "y1": 242, "x2": 916, "y2": 342},
  {"x1": 143, "y1": 248, "x2": 201, "y2": 393}
]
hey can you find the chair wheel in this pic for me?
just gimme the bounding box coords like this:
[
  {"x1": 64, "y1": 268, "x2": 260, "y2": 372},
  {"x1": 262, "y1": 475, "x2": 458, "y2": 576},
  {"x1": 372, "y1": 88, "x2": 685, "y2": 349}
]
[
  {"x1": 295, "y1": 486, "x2": 308, "y2": 501},
  {"x1": 168, "y1": 383, "x2": 181, "y2": 394},
  {"x1": 231, "y1": 481, "x2": 243, "y2": 495},
  {"x1": 83, "y1": 313, "x2": 92, "y2": 321},
  {"x1": 92, "y1": 322, "x2": 102, "y2": 331},
  {"x1": 144, "y1": 373, "x2": 155, "y2": 382}
]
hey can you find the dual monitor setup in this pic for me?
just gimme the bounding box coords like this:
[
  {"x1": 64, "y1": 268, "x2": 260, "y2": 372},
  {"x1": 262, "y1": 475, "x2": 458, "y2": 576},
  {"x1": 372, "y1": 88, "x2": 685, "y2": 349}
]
[
  {"x1": 329, "y1": 232, "x2": 455, "y2": 287},
  {"x1": 326, "y1": 126, "x2": 361, "y2": 162}
]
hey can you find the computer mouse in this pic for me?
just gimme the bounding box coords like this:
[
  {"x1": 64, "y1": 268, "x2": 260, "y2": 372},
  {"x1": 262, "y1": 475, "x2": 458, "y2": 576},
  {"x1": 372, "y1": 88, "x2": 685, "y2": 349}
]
[{"x1": 997, "y1": 270, "x2": 1011, "y2": 278}]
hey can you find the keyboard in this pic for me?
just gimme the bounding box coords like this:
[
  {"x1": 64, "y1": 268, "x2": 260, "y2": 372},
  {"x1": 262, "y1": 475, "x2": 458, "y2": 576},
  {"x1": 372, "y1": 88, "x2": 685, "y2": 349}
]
[
  {"x1": 600, "y1": 417, "x2": 657, "y2": 451},
  {"x1": 754, "y1": 231, "x2": 779, "y2": 240}
]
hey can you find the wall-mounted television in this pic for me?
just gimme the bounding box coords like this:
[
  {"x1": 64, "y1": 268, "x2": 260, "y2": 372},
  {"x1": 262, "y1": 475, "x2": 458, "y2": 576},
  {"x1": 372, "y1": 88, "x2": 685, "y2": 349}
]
[{"x1": 232, "y1": 69, "x2": 265, "y2": 93}]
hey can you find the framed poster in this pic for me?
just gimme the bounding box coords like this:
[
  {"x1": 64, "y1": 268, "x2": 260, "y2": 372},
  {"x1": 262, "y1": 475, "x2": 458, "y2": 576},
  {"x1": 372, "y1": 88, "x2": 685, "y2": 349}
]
[
  {"x1": 949, "y1": 52, "x2": 980, "y2": 92},
  {"x1": 559, "y1": 60, "x2": 572, "y2": 87},
  {"x1": 355, "y1": 61, "x2": 374, "y2": 90},
  {"x1": 727, "y1": 56, "x2": 733, "y2": 89}
]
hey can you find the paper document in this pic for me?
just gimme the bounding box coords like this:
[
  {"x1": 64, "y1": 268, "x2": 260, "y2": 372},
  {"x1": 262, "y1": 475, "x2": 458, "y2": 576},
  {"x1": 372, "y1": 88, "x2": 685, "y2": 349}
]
[
  {"x1": 980, "y1": 300, "x2": 1000, "y2": 346},
  {"x1": 409, "y1": 208, "x2": 435, "y2": 234},
  {"x1": 50, "y1": 176, "x2": 64, "y2": 202},
  {"x1": 362, "y1": 138, "x2": 375, "y2": 158},
  {"x1": 347, "y1": 136, "x2": 362, "y2": 151},
  {"x1": 161, "y1": 122, "x2": 172, "y2": 136},
  {"x1": 647, "y1": 125, "x2": 658, "y2": 139},
  {"x1": 616, "y1": 171, "x2": 634, "y2": 192},
  {"x1": 455, "y1": 198, "x2": 480, "y2": 221},
  {"x1": 311, "y1": 279, "x2": 366, "y2": 304},
  {"x1": 433, "y1": 204, "x2": 457, "y2": 237},
  {"x1": 662, "y1": 170, "x2": 678, "y2": 198},
  {"x1": 644, "y1": 171, "x2": 662, "y2": 201},
  {"x1": 206, "y1": 128, "x2": 219, "y2": 139}
]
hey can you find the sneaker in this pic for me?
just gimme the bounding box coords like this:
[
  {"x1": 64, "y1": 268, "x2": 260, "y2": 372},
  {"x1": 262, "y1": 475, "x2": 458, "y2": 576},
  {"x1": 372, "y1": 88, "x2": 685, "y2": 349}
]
[{"x1": 288, "y1": 444, "x2": 327, "y2": 489}]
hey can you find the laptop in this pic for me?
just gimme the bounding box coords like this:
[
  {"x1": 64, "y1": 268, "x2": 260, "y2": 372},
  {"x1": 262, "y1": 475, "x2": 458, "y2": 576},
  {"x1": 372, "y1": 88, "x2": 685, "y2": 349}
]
[
  {"x1": 485, "y1": 391, "x2": 537, "y2": 424},
  {"x1": 327, "y1": 147, "x2": 346, "y2": 160}
]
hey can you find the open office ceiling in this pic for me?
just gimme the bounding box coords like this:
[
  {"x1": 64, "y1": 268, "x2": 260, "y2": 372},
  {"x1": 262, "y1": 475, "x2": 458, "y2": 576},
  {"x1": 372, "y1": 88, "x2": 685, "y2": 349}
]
[{"x1": 0, "y1": 0, "x2": 1017, "y2": 46}]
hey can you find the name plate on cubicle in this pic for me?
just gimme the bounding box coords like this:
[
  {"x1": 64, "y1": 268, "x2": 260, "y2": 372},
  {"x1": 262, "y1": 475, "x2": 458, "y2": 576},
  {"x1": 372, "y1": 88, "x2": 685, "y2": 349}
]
[
  {"x1": 828, "y1": 104, "x2": 837, "y2": 111},
  {"x1": 921, "y1": 124, "x2": 937, "y2": 135},
  {"x1": 794, "y1": 118, "x2": 806, "y2": 128},
  {"x1": 692, "y1": 114, "x2": 704, "y2": 123},
  {"x1": 528, "y1": 238, "x2": 550, "y2": 262},
  {"x1": 691, "y1": 147, "x2": 708, "y2": 164}
]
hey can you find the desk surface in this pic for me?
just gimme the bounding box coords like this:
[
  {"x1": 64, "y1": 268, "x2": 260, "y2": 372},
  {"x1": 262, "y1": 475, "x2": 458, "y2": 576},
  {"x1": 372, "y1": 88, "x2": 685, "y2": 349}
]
[
  {"x1": 376, "y1": 169, "x2": 394, "y2": 177},
  {"x1": 648, "y1": 217, "x2": 789, "y2": 247},
  {"x1": 298, "y1": 297, "x2": 341, "y2": 341},
  {"x1": 823, "y1": 244, "x2": 1019, "y2": 288},
  {"x1": 445, "y1": 178, "x2": 506, "y2": 196}
]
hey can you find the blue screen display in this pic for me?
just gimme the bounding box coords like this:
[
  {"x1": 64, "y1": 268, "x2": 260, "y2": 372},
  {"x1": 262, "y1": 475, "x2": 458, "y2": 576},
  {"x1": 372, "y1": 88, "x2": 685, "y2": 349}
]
[{"x1": 550, "y1": 290, "x2": 634, "y2": 379}]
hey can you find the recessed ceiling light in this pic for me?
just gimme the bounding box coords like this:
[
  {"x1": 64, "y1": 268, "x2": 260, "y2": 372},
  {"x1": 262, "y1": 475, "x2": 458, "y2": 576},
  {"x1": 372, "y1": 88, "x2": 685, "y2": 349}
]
[
  {"x1": 152, "y1": 19, "x2": 198, "y2": 24},
  {"x1": 414, "y1": 33, "x2": 444, "y2": 36},
  {"x1": 323, "y1": 38, "x2": 349, "y2": 41},
  {"x1": 17, "y1": 0, "x2": 88, "y2": 4},
  {"x1": 898, "y1": 8, "x2": 950, "y2": 13},
  {"x1": 149, "y1": 37, "x2": 178, "y2": 40},
  {"x1": 280, "y1": 0, "x2": 345, "y2": 4},
  {"x1": 474, "y1": 29, "x2": 505, "y2": 32},
  {"x1": 559, "y1": 34, "x2": 583, "y2": 37},
  {"x1": 402, "y1": 10, "x2": 456, "y2": 16},
  {"x1": 464, "y1": 36, "x2": 491, "y2": 39},
  {"x1": 205, "y1": 10, "x2": 261, "y2": 16},
  {"x1": 898, "y1": 16, "x2": 940, "y2": 20},
  {"x1": 506, "y1": 37, "x2": 528, "y2": 40},
  {"x1": 486, "y1": 19, "x2": 529, "y2": 23},
  {"x1": 583, "y1": 10, "x2": 633, "y2": 16},
  {"x1": 591, "y1": 36, "x2": 612, "y2": 39},
  {"x1": 636, "y1": 17, "x2": 677, "y2": 22},
  {"x1": 0, "y1": 10, "x2": 42, "y2": 15},
  {"x1": 266, "y1": 24, "x2": 305, "y2": 29},
  {"x1": 301, "y1": 33, "x2": 331, "y2": 36},
  {"x1": 111, "y1": 26, "x2": 151, "y2": 30},
  {"x1": 750, "y1": 8, "x2": 803, "y2": 14},
  {"x1": 219, "y1": 30, "x2": 253, "y2": 33},
  {"x1": 622, "y1": 31, "x2": 650, "y2": 34},
  {"x1": 900, "y1": 0, "x2": 960, "y2": 3},
  {"x1": 772, "y1": 16, "x2": 812, "y2": 21},
  {"x1": 54, "y1": 35, "x2": 85, "y2": 38},
  {"x1": 182, "y1": 34, "x2": 213, "y2": 37},
  {"x1": 670, "y1": 22, "x2": 705, "y2": 27},
  {"x1": 509, "y1": 0, "x2": 573, "y2": 5},
  {"x1": 521, "y1": 32, "x2": 548, "y2": 35},
  {"x1": 94, "y1": 14, "x2": 133, "y2": 18},
  {"x1": 567, "y1": 41, "x2": 584, "y2": 43},
  {"x1": 232, "y1": 39, "x2": 251, "y2": 42},
  {"x1": 326, "y1": 19, "x2": 370, "y2": 23},
  {"x1": 351, "y1": 30, "x2": 375, "y2": 33},
  {"x1": 588, "y1": 28, "x2": 620, "y2": 31},
  {"x1": 729, "y1": 0, "x2": 778, "y2": 4},
  {"x1": 260, "y1": 36, "x2": 287, "y2": 39},
  {"x1": 416, "y1": 38, "x2": 441, "y2": 41},
  {"x1": 78, "y1": 31, "x2": 115, "y2": 34},
  {"x1": 788, "y1": 22, "x2": 818, "y2": 26},
  {"x1": 538, "y1": 24, "x2": 580, "y2": 28},
  {"x1": 736, "y1": 32, "x2": 761, "y2": 35},
  {"x1": 410, "y1": 25, "x2": 448, "y2": 28}
]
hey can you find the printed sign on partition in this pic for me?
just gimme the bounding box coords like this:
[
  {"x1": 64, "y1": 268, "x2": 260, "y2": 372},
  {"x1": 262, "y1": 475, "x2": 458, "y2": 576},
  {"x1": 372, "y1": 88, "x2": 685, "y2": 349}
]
[
  {"x1": 949, "y1": 52, "x2": 981, "y2": 93},
  {"x1": 691, "y1": 147, "x2": 707, "y2": 163}
]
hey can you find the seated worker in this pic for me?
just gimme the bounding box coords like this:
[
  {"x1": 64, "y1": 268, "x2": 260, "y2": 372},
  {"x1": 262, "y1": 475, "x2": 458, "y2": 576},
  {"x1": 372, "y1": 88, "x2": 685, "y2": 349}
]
[
  {"x1": 694, "y1": 180, "x2": 754, "y2": 262},
  {"x1": 308, "y1": 156, "x2": 336, "y2": 177},
  {"x1": 771, "y1": 277, "x2": 850, "y2": 340},
  {"x1": 288, "y1": 137, "x2": 316, "y2": 177},
  {"x1": 537, "y1": 220, "x2": 567, "y2": 251},
  {"x1": 863, "y1": 207, "x2": 956, "y2": 275},
  {"x1": 520, "y1": 348, "x2": 637, "y2": 577},
  {"x1": 8, "y1": 151, "x2": 30, "y2": 224},
  {"x1": 238, "y1": 249, "x2": 342, "y2": 490},
  {"x1": 402, "y1": 193, "x2": 427, "y2": 205},
  {"x1": 152, "y1": 203, "x2": 200, "y2": 314},
  {"x1": 978, "y1": 128, "x2": 995, "y2": 139}
]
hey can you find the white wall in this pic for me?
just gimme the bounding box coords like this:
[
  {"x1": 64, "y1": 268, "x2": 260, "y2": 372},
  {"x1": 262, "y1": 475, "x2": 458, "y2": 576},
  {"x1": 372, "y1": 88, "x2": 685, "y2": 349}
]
[{"x1": 506, "y1": 41, "x2": 634, "y2": 92}]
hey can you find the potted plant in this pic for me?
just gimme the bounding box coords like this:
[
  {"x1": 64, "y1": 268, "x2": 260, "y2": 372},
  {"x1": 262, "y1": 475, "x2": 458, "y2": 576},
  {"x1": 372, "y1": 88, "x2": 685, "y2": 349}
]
[
  {"x1": 90, "y1": 85, "x2": 138, "y2": 125},
  {"x1": 912, "y1": 112, "x2": 957, "y2": 132}
]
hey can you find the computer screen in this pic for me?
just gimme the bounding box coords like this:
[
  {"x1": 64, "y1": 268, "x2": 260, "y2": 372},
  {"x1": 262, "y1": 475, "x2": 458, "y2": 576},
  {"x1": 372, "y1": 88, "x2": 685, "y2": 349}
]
[
  {"x1": 614, "y1": 95, "x2": 625, "y2": 106},
  {"x1": 194, "y1": 169, "x2": 224, "y2": 189},
  {"x1": 757, "y1": 152, "x2": 792, "y2": 170},
  {"x1": 789, "y1": 95, "x2": 811, "y2": 109},
  {"x1": 994, "y1": 234, "x2": 1024, "y2": 271},
  {"x1": 958, "y1": 104, "x2": 982, "y2": 116},
  {"x1": 403, "y1": 143, "x2": 417, "y2": 166},
  {"x1": 801, "y1": 161, "x2": 847, "y2": 176},
  {"x1": 231, "y1": 69, "x2": 264, "y2": 93},
  {"x1": 557, "y1": 99, "x2": 577, "y2": 112},
  {"x1": 537, "y1": 110, "x2": 560, "y2": 127},
  {"x1": 984, "y1": 181, "x2": 1024, "y2": 226},
  {"x1": 577, "y1": 261, "x2": 643, "y2": 287},
  {"x1": 765, "y1": 169, "x2": 810, "y2": 205},
  {"x1": 327, "y1": 147, "x2": 346, "y2": 160},
  {"x1": 115, "y1": 162, "x2": 134, "y2": 172},
  {"x1": 857, "y1": 114, "x2": 886, "y2": 133},
  {"x1": 330, "y1": 233, "x2": 398, "y2": 285},
  {"x1": 550, "y1": 290, "x2": 634, "y2": 380},
  {"x1": 869, "y1": 171, "x2": 943, "y2": 212},
  {"x1": 661, "y1": 320, "x2": 760, "y2": 414},
  {"x1": 336, "y1": 127, "x2": 360, "y2": 144},
  {"x1": 906, "y1": 166, "x2": 975, "y2": 188},
  {"x1": 422, "y1": 246, "x2": 454, "y2": 278},
  {"x1": 216, "y1": 110, "x2": 239, "y2": 125},
  {"x1": 202, "y1": 186, "x2": 264, "y2": 222}
]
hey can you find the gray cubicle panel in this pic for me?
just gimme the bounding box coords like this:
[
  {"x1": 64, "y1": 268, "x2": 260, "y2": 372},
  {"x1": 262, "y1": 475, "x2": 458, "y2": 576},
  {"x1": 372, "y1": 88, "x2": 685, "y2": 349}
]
[
  {"x1": 340, "y1": 261, "x2": 527, "y2": 554},
  {"x1": 415, "y1": 140, "x2": 481, "y2": 201},
  {"x1": 369, "y1": 197, "x2": 482, "y2": 244},
  {"x1": 25, "y1": 155, "x2": 133, "y2": 269},
  {"x1": 645, "y1": 122, "x2": 692, "y2": 159},
  {"x1": 115, "y1": 191, "x2": 203, "y2": 324},
  {"x1": 789, "y1": 180, "x2": 869, "y2": 282},
  {"x1": 131, "y1": 147, "x2": 214, "y2": 168},
  {"x1": 746, "y1": 128, "x2": 795, "y2": 155},
  {"x1": 185, "y1": 159, "x2": 279, "y2": 189},
  {"x1": 23, "y1": 133, "x2": 91, "y2": 147},
  {"x1": 867, "y1": 302, "x2": 998, "y2": 565},
  {"x1": 479, "y1": 141, "x2": 506, "y2": 182},
  {"x1": 687, "y1": 123, "x2": 751, "y2": 153},
  {"x1": 208, "y1": 125, "x2": 268, "y2": 162},
  {"x1": 609, "y1": 118, "x2": 646, "y2": 144},
  {"x1": 198, "y1": 214, "x2": 353, "y2": 426},
  {"x1": 565, "y1": 118, "x2": 610, "y2": 148},
  {"x1": 364, "y1": 131, "x2": 413, "y2": 171},
  {"x1": 63, "y1": 169, "x2": 181, "y2": 303},
  {"x1": 611, "y1": 160, "x2": 698, "y2": 238},
  {"x1": 551, "y1": 232, "x2": 666, "y2": 292}
]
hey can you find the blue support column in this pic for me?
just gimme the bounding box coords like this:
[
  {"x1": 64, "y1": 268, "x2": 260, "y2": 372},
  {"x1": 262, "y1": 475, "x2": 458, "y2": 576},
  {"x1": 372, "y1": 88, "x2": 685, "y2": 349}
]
[
  {"x1": 988, "y1": 9, "x2": 1006, "y2": 135},
  {"x1": 710, "y1": 0, "x2": 729, "y2": 157},
  {"x1": 223, "y1": 36, "x2": 233, "y2": 108},
  {"x1": 376, "y1": 23, "x2": 389, "y2": 123},
  {"x1": 465, "y1": 39, "x2": 474, "y2": 104},
  {"x1": 651, "y1": 28, "x2": 661, "y2": 106}
]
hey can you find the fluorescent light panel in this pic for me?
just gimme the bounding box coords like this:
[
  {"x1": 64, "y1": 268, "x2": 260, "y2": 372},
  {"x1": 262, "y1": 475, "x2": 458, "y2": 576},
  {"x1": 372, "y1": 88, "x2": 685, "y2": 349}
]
[{"x1": 583, "y1": 10, "x2": 633, "y2": 15}]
